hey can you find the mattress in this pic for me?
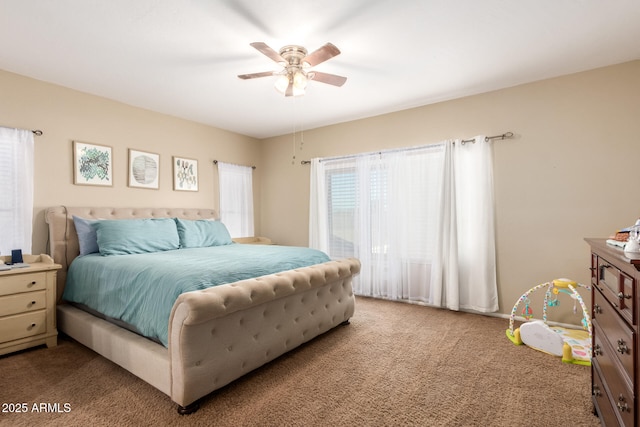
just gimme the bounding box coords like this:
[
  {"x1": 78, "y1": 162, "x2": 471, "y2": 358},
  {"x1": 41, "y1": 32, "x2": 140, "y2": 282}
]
[{"x1": 63, "y1": 244, "x2": 331, "y2": 346}]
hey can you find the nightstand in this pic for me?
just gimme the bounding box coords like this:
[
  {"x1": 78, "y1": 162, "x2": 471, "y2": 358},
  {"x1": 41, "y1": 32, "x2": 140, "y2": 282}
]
[{"x1": 0, "y1": 254, "x2": 61, "y2": 356}]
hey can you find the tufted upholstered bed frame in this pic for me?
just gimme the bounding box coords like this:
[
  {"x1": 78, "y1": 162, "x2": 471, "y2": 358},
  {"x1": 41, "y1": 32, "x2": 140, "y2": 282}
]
[{"x1": 45, "y1": 206, "x2": 360, "y2": 413}]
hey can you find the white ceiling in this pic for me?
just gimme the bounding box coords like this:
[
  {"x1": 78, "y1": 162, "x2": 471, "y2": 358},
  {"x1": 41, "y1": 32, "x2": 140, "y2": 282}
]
[{"x1": 1, "y1": 1, "x2": 639, "y2": 139}]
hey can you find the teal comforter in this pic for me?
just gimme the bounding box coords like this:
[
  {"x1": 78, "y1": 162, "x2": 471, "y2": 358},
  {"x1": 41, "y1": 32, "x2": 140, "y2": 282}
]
[{"x1": 63, "y1": 244, "x2": 330, "y2": 347}]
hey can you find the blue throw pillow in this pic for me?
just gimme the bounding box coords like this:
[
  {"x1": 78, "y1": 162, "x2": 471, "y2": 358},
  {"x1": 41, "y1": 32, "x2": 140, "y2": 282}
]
[
  {"x1": 95, "y1": 218, "x2": 180, "y2": 256},
  {"x1": 73, "y1": 216, "x2": 101, "y2": 256},
  {"x1": 175, "y1": 218, "x2": 233, "y2": 248}
]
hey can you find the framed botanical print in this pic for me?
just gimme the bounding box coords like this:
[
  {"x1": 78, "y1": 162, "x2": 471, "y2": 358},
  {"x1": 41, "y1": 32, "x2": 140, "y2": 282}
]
[
  {"x1": 73, "y1": 141, "x2": 113, "y2": 186},
  {"x1": 128, "y1": 149, "x2": 160, "y2": 189},
  {"x1": 173, "y1": 156, "x2": 198, "y2": 191}
]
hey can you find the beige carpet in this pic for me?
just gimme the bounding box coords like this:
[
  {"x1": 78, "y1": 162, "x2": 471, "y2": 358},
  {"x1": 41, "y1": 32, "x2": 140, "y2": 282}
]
[{"x1": 1, "y1": 296, "x2": 599, "y2": 427}]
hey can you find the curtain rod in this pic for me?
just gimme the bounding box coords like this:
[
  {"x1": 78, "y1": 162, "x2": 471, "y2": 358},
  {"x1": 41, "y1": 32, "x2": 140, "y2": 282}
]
[
  {"x1": 460, "y1": 132, "x2": 513, "y2": 144},
  {"x1": 300, "y1": 131, "x2": 514, "y2": 165},
  {"x1": 213, "y1": 160, "x2": 256, "y2": 170},
  {"x1": 0, "y1": 126, "x2": 43, "y2": 136}
]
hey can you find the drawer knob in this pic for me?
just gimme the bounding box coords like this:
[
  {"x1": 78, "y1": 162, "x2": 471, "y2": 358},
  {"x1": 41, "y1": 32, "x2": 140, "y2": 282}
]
[
  {"x1": 593, "y1": 344, "x2": 603, "y2": 357},
  {"x1": 592, "y1": 385, "x2": 602, "y2": 397},
  {"x1": 617, "y1": 395, "x2": 629, "y2": 412},
  {"x1": 617, "y1": 339, "x2": 629, "y2": 354},
  {"x1": 617, "y1": 291, "x2": 631, "y2": 300},
  {"x1": 593, "y1": 304, "x2": 602, "y2": 314}
]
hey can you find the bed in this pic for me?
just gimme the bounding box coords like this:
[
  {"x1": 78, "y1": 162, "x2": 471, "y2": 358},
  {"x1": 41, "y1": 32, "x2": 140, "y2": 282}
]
[{"x1": 45, "y1": 206, "x2": 360, "y2": 413}]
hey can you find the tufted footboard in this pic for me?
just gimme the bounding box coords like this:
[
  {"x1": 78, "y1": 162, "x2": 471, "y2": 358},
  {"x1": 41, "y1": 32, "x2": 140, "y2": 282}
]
[{"x1": 169, "y1": 258, "x2": 360, "y2": 408}]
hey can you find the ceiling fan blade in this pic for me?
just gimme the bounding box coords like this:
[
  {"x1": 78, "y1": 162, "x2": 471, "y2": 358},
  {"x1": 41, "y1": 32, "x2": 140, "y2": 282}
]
[
  {"x1": 309, "y1": 71, "x2": 347, "y2": 87},
  {"x1": 302, "y1": 43, "x2": 341, "y2": 67},
  {"x1": 237, "y1": 71, "x2": 275, "y2": 80},
  {"x1": 250, "y1": 42, "x2": 286, "y2": 64}
]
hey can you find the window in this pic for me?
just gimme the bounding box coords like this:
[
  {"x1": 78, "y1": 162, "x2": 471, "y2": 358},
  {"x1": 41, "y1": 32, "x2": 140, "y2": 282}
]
[
  {"x1": 322, "y1": 149, "x2": 442, "y2": 261},
  {"x1": 0, "y1": 127, "x2": 34, "y2": 255},
  {"x1": 326, "y1": 167, "x2": 357, "y2": 258},
  {"x1": 311, "y1": 146, "x2": 445, "y2": 301},
  {"x1": 310, "y1": 138, "x2": 498, "y2": 312},
  {"x1": 217, "y1": 161, "x2": 254, "y2": 238}
]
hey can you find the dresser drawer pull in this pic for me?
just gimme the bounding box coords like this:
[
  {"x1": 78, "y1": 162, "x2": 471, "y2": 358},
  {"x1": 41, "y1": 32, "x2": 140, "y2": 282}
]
[
  {"x1": 593, "y1": 344, "x2": 602, "y2": 357},
  {"x1": 617, "y1": 395, "x2": 630, "y2": 413},
  {"x1": 592, "y1": 385, "x2": 602, "y2": 397},
  {"x1": 616, "y1": 339, "x2": 629, "y2": 354},
  {"x1": 617, "y1": 291, "x2": 632, "y2": 300},
  {"x1": 593, "y1": 304, "x2": 602, "y2": 314}
]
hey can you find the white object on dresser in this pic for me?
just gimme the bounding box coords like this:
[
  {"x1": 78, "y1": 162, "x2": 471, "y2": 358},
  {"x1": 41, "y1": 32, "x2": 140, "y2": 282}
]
[{"x1": 0, "y1": 254, "x2": 61, "y2": 356}]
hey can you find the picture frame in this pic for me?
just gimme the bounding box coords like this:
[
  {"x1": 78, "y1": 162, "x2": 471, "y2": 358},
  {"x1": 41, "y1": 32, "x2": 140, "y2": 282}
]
[
  {"x1": 173, "y1": 156, "x2": 198, "y2": 191},
  {"x1": 128, "y1": 149, "x2": 160, "y2": 189},
  {"x1": 73, "y1": 141, "x2": 113, "y2": 186}
]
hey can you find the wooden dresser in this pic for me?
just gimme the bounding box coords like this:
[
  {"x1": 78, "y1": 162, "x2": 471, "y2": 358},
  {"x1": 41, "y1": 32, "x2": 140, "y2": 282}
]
[
  {"x1": 0, "y1": 254, "x2": 61, "y2": 356},
  {"x1": 587, "y1": 238, "x2": 640, "y2": 427}
]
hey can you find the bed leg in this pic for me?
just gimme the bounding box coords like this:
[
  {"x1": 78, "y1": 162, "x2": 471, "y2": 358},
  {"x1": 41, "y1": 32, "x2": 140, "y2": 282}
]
[{"x1": 177, "y1": 401, "x2": 200, "y2": 415}]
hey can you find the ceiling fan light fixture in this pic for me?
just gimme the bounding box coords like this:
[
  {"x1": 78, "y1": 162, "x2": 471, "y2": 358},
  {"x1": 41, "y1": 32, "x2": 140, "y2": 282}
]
[
  {"x1": 274, "y1": 69, "x2": 307, "y2": 97},
  {"x1": 274, "y1": 74, "x2": 290, "y2": 94},
  {"x1": 293, "y1": 71, "x2": 307, "y2": 90}
]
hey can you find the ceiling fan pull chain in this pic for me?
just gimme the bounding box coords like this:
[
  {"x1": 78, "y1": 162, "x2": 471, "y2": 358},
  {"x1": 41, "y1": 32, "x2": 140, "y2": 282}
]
[
  {"x1": 292, "y1": 99, "x2": 297, "y2": 165},
  {"x1": 299, "y1": 96, "x2": 305, "y2": 153}
]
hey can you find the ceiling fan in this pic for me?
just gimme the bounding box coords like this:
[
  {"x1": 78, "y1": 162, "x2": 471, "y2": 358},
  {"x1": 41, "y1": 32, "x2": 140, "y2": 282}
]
[{"x1": 238, "y1": 42, "x2": 347, "y2": 97}]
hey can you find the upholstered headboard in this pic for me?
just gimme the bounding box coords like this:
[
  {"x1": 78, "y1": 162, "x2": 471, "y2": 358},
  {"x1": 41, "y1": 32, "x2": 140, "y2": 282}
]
[{"x1": 44, "y1": 206, "x2": 219, "y2": 302}]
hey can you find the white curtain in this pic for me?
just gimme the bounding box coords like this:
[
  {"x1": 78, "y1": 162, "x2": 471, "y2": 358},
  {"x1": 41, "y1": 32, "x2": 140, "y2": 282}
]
[
  {"x1": 217, "y1": 162, "x2": 254, "y2": 238},
  {"x1": 430, "y1": 137, "x2": 498, "y2": 312},
  {"x1": 310, "y1": 144, "x2": 444, "y2": 302},
  {"x1": 0, "y1": 127, "x2": 34, "y2": 255},
  {"x1": 309, "y1": 136, "x2": 498, "y2": 312}
]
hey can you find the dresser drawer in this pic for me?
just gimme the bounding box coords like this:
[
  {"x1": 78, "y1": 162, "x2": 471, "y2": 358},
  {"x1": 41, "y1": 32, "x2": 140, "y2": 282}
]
[
  {"x1": 593, "y1": 290, "x2": 635, "y2": 384},
  {"x1": 0, "y1": 310, "x2": 46, "y2": 343},
  {"x1": 592, "y1": 323, "x2": 635, "y2": 427},
  {"x1": 0, "y1": 290, "x2": 46, "y2": 317},
  {"x1": 596, "y1": 256, "x2": 635, "y2": 324},
  {"x1": 0, "y1": 272, "x2": 47, "y2": 296},
  {"x1": 593, "y1": 363, "x2": 622, "y2": 427}
]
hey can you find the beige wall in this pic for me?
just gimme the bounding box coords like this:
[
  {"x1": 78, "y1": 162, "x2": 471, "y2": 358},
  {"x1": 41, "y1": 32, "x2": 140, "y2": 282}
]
[
  {"x1": 260, "y1": 60, "x2": 640, "y2": 320},
  {"x1": 0, "y1": 69, "x2": 261, "y2": 255},
  {"x1": 2, "y1": 61, "x2": 639, "y2": 321}
]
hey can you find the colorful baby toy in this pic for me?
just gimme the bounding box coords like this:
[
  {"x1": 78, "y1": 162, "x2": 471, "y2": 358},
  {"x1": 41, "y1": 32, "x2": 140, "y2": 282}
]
[{"x1": 505, "y1": 278, "x2": 592, "y2": 365}]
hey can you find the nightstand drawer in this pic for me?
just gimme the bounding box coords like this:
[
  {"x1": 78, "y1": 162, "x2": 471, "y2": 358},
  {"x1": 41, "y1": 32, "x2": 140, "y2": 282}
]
[
  {"x1": 0, "y1": 290, "x2": 46, "y2": 317},
  {"x1": 0, "y1": 311, "x2": 46, "y2": 342},
  {"x1": 0, "y1": 272, "x2": 47, "y2": 296}
]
